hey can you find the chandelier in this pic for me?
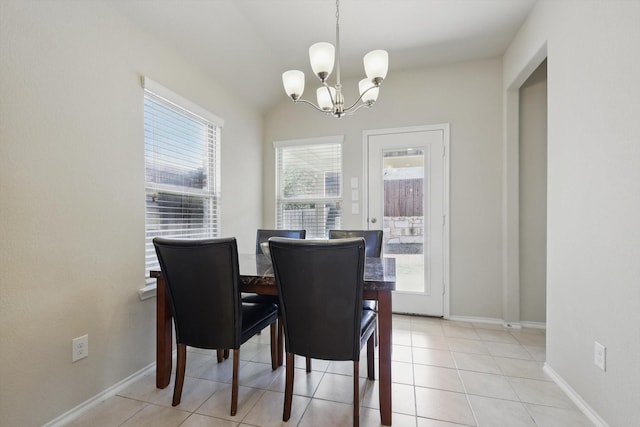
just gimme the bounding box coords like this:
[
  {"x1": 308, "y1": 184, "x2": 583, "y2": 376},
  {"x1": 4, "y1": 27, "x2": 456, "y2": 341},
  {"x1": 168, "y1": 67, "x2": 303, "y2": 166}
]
[{"x1": 281, "y1": 0, "x2": 389, "y2": 118}]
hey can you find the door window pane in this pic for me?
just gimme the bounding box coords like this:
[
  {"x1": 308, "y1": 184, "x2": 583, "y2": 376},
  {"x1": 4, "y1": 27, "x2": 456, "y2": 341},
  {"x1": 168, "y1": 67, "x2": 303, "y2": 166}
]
[{"x1": 383, "y1": 149, "x2": 424, "y2": 292}]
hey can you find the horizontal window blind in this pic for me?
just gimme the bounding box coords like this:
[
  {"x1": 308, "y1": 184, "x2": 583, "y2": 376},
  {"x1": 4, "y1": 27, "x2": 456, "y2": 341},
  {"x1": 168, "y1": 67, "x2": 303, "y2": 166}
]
[
  {"x1": 275, "y1": 137, "x2": 343, "y2": 238},
  {"x1": 144, "y1": 83, "x2": 221, "y2": 276}
]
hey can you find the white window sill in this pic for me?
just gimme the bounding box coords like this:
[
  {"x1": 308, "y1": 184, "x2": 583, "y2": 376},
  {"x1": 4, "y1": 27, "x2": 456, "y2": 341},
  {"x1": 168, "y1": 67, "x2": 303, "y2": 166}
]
[{"x1": 139, "y1": 279, "x2": 157, "y2": 300}]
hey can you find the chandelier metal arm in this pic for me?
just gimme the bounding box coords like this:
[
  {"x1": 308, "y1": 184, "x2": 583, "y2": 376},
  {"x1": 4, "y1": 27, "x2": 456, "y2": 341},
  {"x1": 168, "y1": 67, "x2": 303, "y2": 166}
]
[
  {"x1": 288, "y1": 80, "x2": 377, "y2": 117},
  {"x1": 344, "y1": 102, "x2": 373, "y2": 115},
  {"x1": 290, "y1": 97, "x2": 331, "y2": 113},
  {"x1": 342, "y1": 84, "x2": 377, "y2": 112}
]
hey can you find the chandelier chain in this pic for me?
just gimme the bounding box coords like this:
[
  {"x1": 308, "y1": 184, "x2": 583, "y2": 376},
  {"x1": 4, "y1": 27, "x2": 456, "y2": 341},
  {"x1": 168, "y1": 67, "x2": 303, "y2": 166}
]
[{"x1": 335, "y1": 0, "x2": 341, "y2": 87}]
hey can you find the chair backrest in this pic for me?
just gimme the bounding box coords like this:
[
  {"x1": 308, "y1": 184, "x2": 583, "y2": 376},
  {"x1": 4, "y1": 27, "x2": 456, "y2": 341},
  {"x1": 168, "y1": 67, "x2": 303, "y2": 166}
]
[
  {"x1": 329, "y1": 229, "x2": 383, "y2": 258},
  {"x1": 153, "y1": 237, "x2": 241, "y2": 349},
  {"x1": 269, "y1": 237, "x2": 366, "y2": 361},
  {"x1": 255, "y1": 229, "x2": 306, "y2": 254}
]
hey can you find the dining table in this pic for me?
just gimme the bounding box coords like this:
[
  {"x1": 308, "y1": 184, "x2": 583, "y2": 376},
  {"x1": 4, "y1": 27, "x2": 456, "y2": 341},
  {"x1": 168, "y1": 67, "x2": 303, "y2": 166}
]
[{"x1": 151, "y1": 253, "x2": 396, "y2": 425}]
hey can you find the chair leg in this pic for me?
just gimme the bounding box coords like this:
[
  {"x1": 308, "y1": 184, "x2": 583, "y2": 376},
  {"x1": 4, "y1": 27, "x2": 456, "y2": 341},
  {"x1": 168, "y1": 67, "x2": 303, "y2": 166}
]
[
  {"x1": 224, "y1": 349, "x2": 230, "y2": 359},
  {"x1": 230, "y1": 349, "x2": 240, "y2": 416},
  {"x1": 270, "y1": 321, "x2": 278, "y2": 370},
  {"x1": 277, "y1": 315, "x2": 284, "y2": 366},
  {"x1": 306, "y1": 357, "x2": 312, "y2": 373},
  {"x1": 283, "y1": 353, "x2": 295, "y2": 421},
  {"x1": 367, "y1": 334, "x2": 375, "y2": 380},
  {"x1": 353, "y1": 361, "x2": 360, "y2": 427},
  {"x1": 172, "y1": 344, "x2": 187, "y2": 406},
  {"x1": 217, "y1": 349, "x2": 224, "y2": 363},
  {"x1": 374, "y1": 320, "x2": 378, "y2": 347}
]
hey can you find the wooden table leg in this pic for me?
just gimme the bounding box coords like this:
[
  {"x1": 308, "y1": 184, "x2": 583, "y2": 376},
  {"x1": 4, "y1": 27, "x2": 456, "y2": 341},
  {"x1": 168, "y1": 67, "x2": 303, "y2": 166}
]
[
  {"x1": 155, "y1": 274, "x2": 172, "y2": 389},
  {"x1": 377, "y1": 290, "x2": 393, "y2": 425}
]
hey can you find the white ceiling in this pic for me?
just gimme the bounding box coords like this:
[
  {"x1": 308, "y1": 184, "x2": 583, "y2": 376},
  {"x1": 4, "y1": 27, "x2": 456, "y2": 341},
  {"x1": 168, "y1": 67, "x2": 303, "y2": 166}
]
[{"x1": 108, "y1": 0, "x2": 536, "y2": 112}]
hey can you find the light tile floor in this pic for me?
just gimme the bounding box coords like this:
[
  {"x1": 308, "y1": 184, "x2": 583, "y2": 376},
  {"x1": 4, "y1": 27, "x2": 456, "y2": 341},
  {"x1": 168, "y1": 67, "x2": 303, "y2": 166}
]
[{"x1": 63, "y1": 316, "x2": 594, "y2": 426}]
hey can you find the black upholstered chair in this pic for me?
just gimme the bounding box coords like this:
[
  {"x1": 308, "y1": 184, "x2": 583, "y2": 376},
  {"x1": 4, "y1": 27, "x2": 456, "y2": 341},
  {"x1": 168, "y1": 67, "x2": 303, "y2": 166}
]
[
  {"x1": 254, "y1": 229, "x2": 306, "y2": 255},
  {"x1": 242, "y1": 229, "x2": 305, "y2": 366},
  {"x1": 329, "y1": 229, "x2": 383, "y2": 312},
  {"x1": 329, "y1": 229, "x2": 383, "y2": 257},
  {"x1": 153, "y1": 237, "x2": 278, "y2": 415},
  {"x1": 269, "y1": 237, "x2": 376, "y2": 427}
]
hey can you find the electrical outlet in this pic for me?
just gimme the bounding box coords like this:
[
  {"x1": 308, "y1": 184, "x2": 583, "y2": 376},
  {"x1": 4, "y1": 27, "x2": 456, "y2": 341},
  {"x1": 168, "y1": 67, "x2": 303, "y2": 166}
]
[
  {"x1": 72, "y1": 334, "x2": 89, "y2": 362},
  {"x1": 594, "y1": 341, "x2": 606, "y2": 371}
]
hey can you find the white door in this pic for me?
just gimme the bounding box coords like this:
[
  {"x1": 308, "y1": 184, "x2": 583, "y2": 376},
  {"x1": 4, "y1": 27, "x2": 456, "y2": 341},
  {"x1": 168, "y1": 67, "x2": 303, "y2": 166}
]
[{"x1": 364, "y1": 125, "x2": 449, "y2": 316}]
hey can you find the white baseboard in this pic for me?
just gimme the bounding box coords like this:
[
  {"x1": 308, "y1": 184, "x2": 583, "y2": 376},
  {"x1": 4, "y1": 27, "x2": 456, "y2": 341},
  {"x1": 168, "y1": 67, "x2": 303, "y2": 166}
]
[
  {"x1": 521, "y1": 320, "x2": 546, "y2": 330},
  {"x1": 448, "y1": 314, "x2": 524, "y2": 329},
  {"x1": 446, "y1": 315, "x2": 547, "y2": 330},
  {"x1": 543, "y1": 363, "x2": 609, "y2": 427},
  {"x1": 447, "y1": 314, "x2": 505, "y2": 325},
  {"x1": 43, "y1": 362, "x2": 156, "y2": 427}
]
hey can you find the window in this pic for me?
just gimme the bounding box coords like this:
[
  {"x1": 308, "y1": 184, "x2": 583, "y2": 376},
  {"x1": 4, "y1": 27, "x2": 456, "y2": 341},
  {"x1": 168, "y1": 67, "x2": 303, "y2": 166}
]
[
  {"x1": 275, "y1": 136, "x2": 343, "y2": 238},
  {"x1": 143, "y1": 77, "x2": 223, "y2": 276}
]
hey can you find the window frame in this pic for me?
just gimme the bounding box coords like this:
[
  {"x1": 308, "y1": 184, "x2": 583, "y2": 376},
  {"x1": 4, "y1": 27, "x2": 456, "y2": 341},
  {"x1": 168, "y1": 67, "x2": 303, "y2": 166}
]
[
  {"x1": 142, "y1": 77, "x2": 223, "y2": 294},
  {"x1": 274, "y1": 135, "x2": 344, "y2": 238}
]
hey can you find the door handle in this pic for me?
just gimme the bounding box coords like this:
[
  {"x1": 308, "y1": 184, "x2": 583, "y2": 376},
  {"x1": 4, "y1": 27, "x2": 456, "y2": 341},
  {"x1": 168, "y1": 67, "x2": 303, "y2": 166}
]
[{"x1": 370, "y1": 217, "x2": 377, "y2": 223}]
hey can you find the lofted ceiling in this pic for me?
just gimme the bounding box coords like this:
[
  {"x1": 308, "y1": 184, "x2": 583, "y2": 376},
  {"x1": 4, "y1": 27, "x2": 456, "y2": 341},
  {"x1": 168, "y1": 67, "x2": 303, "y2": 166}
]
[{"x1": 107, "y1": 0, "x2": 536, "y2": 113}]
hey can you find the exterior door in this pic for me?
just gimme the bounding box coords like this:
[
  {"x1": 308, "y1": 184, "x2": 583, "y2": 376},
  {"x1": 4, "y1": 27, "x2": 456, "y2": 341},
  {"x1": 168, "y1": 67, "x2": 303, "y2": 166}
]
[{"x1": 364, "y1": 125, "x2": 449, "y2": 316}]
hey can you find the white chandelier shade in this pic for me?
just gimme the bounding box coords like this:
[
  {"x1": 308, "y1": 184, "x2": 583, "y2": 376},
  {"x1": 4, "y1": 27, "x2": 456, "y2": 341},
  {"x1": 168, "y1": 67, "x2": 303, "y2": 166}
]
[
  {"x1": 282, "y1": 70, "x2": 305, "y2": 100},
  {"x1": 309, "y1": 42, "x2": 335, "y2": 81},
  {"x1": 317, "y1": 86, "x2": 337, "y2": 110},
  {"x1": 281, "y1": 0, "x2": 388, "y2": 118},
  {"x1": 358, "y1": 79, "x2": 379, "y2": 105},
  {"x1": 364, "y1": 50, "x2": 389, "y2": 83}
]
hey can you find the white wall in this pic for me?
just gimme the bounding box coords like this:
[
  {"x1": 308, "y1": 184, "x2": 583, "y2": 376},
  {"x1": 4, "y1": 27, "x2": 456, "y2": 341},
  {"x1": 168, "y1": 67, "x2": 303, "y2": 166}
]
[
  {"x1": 0, "y1": 1, "x2": 263, "y2": 425},
  {"x1": 519, "y1": 60, "x2": 547, "y2": 324},
  {"x1": 504, "y1": 1, "x2": 640, "y2": 425},
  {"x1": 264, "y1": 58, "x2": 505, "y2": 319}
]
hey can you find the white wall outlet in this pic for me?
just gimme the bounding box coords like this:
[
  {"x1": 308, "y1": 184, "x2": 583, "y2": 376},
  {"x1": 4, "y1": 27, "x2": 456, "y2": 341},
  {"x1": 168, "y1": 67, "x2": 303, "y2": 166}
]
[
  {"x1": 72, "y1": 334, "x2": 89, "y2": 362},
  {"x1": 594, "y1": 341, "x2": 606, "y2": 371}
]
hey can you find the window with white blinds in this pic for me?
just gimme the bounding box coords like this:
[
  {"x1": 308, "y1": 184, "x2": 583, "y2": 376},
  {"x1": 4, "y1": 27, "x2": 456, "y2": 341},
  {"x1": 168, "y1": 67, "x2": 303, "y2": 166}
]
[
  {"x1": 275, "y1": 136, "x2": 343, "y2": 239},
  {"x1": 143, "y1": 78, "x2": 223, "y2": 276}
]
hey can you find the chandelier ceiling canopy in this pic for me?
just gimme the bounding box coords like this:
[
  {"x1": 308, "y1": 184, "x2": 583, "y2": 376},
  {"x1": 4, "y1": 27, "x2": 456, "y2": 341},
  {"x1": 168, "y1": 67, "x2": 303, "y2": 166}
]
[{"x1": 282, "y1": 0, "x2": 389, "y2": 118}]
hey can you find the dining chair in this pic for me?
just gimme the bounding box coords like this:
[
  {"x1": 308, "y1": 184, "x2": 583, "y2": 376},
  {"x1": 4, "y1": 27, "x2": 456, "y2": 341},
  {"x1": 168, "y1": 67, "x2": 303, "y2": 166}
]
[
  {"x1": 153, "y1": 237, "x2": 278, "y2": 415},
  {"x1": 269, "y1": 237, "x2": 376, "y2": 427},
  {"x1": 329, "y1": 229, "x2": 383, "y2": 312},
  {"x1": 242, "y1": 229, "x2": 305, "y2": 367},
  {"x1": 254, "y1": 229, "x2": 306, "y2": 255},
  {"x1": 328, "y1": 229, "x2": 384, "y2": 354},
  {"x1": 301, "y1": 230, "x2": 384, "y2": 372}
]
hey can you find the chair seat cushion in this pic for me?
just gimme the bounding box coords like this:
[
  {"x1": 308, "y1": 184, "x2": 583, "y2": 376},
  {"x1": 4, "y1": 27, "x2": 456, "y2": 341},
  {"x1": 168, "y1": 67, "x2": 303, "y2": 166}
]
[{"x1": 241, "y1": 302, "x2": 278, "y2": 344}]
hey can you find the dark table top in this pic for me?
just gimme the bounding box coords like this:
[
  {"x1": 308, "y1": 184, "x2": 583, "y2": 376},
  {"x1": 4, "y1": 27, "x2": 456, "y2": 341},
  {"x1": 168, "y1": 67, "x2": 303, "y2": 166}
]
[{"x1": 238, "y1": 253, "x2": 396, "y2": 292}]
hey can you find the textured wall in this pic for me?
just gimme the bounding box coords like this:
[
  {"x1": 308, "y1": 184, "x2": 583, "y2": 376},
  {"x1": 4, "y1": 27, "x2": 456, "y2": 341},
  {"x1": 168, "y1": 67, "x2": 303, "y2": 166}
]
[
  {"x1": 504, "y1": 1, "x2": 640, "y2": 424},
  {"x1": 0, "y1": 1, "x2": 263, "y2": 425}
]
